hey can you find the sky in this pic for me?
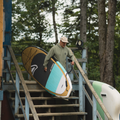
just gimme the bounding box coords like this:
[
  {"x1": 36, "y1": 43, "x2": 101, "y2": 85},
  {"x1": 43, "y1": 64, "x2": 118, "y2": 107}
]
[
  {"x1": 44, "y1": 1, "x2": 70, "y2": 43},
  {"x1": 12, "y1": 0, "x2": 79, "y2": 43},
  {"x1": 44, "y1": 0, "x2": 79, "y2": 43}
]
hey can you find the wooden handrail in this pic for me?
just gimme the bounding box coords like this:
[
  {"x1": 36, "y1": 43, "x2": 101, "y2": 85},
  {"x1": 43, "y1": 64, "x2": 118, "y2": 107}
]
[
  {"x1": 70, "y1": 49, "x2": 113, "y2": 120},
  {"x1": 6, "y1": 62, "x2": 28, "y2": 120},
  {"x1": 7, "y1": 46, "x2": 39, "y2": 120}
]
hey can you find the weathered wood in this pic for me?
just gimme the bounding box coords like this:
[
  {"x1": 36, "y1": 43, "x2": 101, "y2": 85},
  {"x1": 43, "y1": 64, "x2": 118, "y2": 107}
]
[
  {"x1": 52, "y1": 116, "x2": 54, "y2": 120},
  {"x1": 0, "y1": 0, "x2": 3, "y2": 88},
  {"x1": 33, "y1": 104, "x2": 79, "y2": 108},
  {"x1": 8, "y1": 89, "x2": 46, "y2": 93},
  {"x1": 0, "y1": 101, "x2": 1, "y2": 120},
  {"x1": 83, "y1": 86, "x2": 103, "y2": 120},
  {"x1": 6, "y1": 80, "x2": 38, "y2": 84},
  {"x1": 10, "y1": 96, "x2": 79, "y2": 100},
  {"x1": 15, "y1": 112, "x2": 87, "y2": 117},
  {"x1": 0, "y1": 77, "x2": 2, "y2": 89},
  {"x1": 6, "y1": 62, "x2": 28, "y2": 119},
  {"x1": 70, "y1": 49, "x2": 113, "y2": 120},
  {"x1": 15, "y1": 104, "x2": 79, "y2": 108},
  {"x1": 36, "y1": 112, "x2": 87, "y2": 116},
  {"x1": 8, "y1": 46, "x2": 39, "y2": 120},
  {"x1": 77, "y1": 58, "x2": 87, "y2": 63}
]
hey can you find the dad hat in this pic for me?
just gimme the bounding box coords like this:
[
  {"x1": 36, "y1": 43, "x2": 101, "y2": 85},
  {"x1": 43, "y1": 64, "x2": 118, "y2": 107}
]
[{"x1": 60, "y1": 36, "x2": 69, "y2": 43}]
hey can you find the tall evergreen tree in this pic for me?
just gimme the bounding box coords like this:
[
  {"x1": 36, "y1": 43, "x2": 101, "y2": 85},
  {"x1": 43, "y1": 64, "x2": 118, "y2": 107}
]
[
  {"x1": 51, "y1": 0, "x2": 58, "y2": 44},
  {"x1": 12, "y1": 0, "x2": 52, "y2": 51},
  {"x1": 98, "y1": 0, "x2": 116, "y2": 86}
]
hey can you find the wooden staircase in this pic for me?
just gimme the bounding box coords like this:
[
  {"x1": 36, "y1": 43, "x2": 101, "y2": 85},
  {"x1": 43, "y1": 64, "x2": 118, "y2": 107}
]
[
  {"x1": 3, "y1": 46, "x2": 113, "y2": 120},
  {"x1": 6, "y1": 80, "x2": 87, "y2": 120}
]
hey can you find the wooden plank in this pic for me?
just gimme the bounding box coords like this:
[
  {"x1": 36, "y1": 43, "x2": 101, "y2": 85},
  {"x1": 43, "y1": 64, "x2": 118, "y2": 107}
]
[
  {"x1": 10, "y1": 96, "x2": 79, "y2": 100},
  {"x1": 36, "y1": 112, "x2": 87, "y2": 116},
  {"x1": 31, "y1": 96, "x2": 79, "y2": 100},
  {"x1": 14, "y1": 104, "x2": 79, "y2": 109},
  {"x1": 8, "y1": 89, "x2": 46, "y2": 93},
  {"x1": 4, "y1": 80, "x2": 38, "y2": 84},
  {"x1": 16, "y1": 104, "x2": 79, "y2": 108},
  {"x1": 15, "y1": 112, "x2": 87, "y2": 117},
  {"x1": 83, "y1": 86, "x2": 103, "y2": 120},
  {"x1": 0, "y1": 0, "x2": 3, "y2": 88},
  {"x1": 33, "y1": 104, "x2": 79, "y2": 108},
  {"x1": 77, "y1": 58, "x2": 87, "y2": 63},
  {"x1": 8, "y1": 46, "x2": 39, "y2": 120},
  {"x1": 0, "y1": 101, "x2": 1, "y2": 120},
  {"x1": 52, "y1": 116, "x2": 54, "y2": 120},
  {"x1": 6, "y1": 63, "x2": 28, "y2": 120},
  {"x1": 70, "y1": 49, "x2": 113, "y2": 120}
]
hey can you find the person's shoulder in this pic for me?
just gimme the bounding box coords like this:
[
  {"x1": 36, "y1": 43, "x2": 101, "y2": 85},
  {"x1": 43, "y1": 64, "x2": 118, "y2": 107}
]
[
  {"x1": 65, "y1": 46, "x2": 72, "y2": 54},
  {"x1": 54, "y1": 43, "x2": 60, "y2": 49},
  {"x1": 52, "y1": 44, "x2": 58, "y2": 49},
  {"x1": 65, "y1": 46, "x2": 70, "y2": 51},
  {"x1": 49, "y1": 44, "x2": 58, "y2": 51},
  {"x1": 50, "y1": 44, "x2": 56, "y2": 49}
]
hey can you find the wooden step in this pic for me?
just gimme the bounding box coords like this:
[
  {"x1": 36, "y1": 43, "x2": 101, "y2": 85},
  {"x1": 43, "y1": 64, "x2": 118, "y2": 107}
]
[
  {"x1": 14, "y1": 104, "x2": 79, "y2": 109},
  {"x1": 8, "y1": 89, "x2": 46, "y2": 93},
  {"x1": 15, "y1": 112, "x2": 87, "y2": 117},
  {"x1": 30, "y1": 96, "x2": 79, "y2": 100},
  {"x1": 33, "y1": 104, "x2": 79, "y2": 108},
  {"x1": 6, "y1": 80, "x2": 38, "y2": 84},
  {"x1": 23, "y1": 80, "x2": 38, "y2": 85},
  {"x1": 10, "y1": 96, "x2": 79, "y2": 100}
]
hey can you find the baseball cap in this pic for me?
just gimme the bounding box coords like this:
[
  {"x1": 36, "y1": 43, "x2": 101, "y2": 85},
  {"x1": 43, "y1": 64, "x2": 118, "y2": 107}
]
[{"x1": 60, "y1": 36, "x2": 69, "y2": 43}]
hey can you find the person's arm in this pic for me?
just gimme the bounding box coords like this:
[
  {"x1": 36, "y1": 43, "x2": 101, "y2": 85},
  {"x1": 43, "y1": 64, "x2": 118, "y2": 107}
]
[
  {"x1": 67, "y1": 48, "x2": 74, "y2": 65},
  {"x1": 43, "y1": 47, "x2": 54, "y2": 71}
]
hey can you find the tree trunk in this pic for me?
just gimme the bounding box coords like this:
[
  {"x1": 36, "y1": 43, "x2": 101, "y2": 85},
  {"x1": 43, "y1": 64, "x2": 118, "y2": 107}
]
[
  {"x1": 80, "y1": 0, "x2": 87, "y2": 44},
  {"x1": 80, "y1": 0, "x2": 87, "y2": 76},
  {"x1": 98, "y1": 0, "x2": 116, "y2": 86},
  {"x1": 98, "y1": 0, "x2": 106, "y2": 83},
  {"x1": 39, "y1": 32, "x2": 42, "y2": 47},
  {"x1": 52, "y1": 0, "x2": 58, "y2": 44},
  {"x1": 104, "y1": 0, "x2": 116, "y2": 86}
]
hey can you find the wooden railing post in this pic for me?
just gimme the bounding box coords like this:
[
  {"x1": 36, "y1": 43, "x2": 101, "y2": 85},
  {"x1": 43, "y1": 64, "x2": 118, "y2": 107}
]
[
  {"x1": 25, "y1": 96, "x2": 29, "y2": 120},
  {"x1": 6, "y1": 48, "x2": 11, "y2": 82},
  {"x1": 8, "y1": 46, "x2": 39, "y2": 120},
  {"x1": 70, "y1": 48, "x2": 113, "y2": 120},
  {"x1": 0, "y1": 90, "x2": 3, "y2": 120},
  {"x1": 81, "y1": 49, "x2": 87, "y2": 111},
  {"x1": 15, "y1": 72, "x2": 20, "y2": 114},
  {"x1": 79, "y1": 48, "x2": 87, "y2": 112},
  {"x1": 79, "y1": 71, "x2": 83, "y2": 112},
  {"x1": 93, "y1": 95, "x2": 97, "y2": 120}
]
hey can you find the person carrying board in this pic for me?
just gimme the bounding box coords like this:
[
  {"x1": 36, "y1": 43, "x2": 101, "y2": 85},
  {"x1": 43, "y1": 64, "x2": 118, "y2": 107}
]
[{"x1": 43, "y1": 36, "x2": 74, "y2": 71}]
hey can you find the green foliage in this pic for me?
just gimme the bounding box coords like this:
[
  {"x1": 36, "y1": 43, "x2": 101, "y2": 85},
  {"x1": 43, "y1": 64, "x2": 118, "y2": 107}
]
[
  {"x1": 115, "y1": 76, "x2": 120, "y2": 92},
  {"x1": 12, "y1": 0, "x2": 53, "y2": 49},
  {"x1": 11, "y1": 0, "x2": 120, "y2": 91},
  {"x1": 87, "y1": 59, "x2": 100, "y2": 81}
]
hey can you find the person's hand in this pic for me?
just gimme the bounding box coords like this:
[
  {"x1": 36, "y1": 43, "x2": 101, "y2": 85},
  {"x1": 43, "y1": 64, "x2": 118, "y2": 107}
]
[
  {"x1": 44, "y1": 67, "x2": 47, "y2": 72},
  {"x1": 71, "y1": 61, "x2": 74, "y2": 65}
]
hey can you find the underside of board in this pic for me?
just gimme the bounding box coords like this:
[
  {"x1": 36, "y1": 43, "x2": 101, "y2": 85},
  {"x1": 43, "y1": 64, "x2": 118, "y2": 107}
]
[{"x1": 22, "y1": 46, "x2": 72, "y2": 97}]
